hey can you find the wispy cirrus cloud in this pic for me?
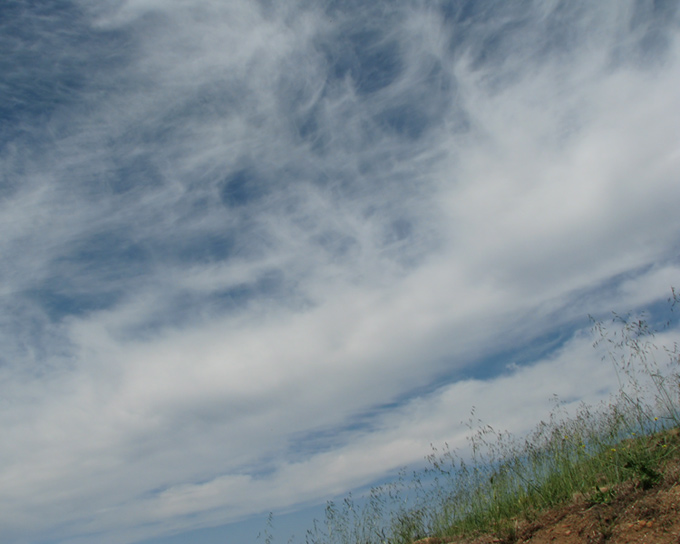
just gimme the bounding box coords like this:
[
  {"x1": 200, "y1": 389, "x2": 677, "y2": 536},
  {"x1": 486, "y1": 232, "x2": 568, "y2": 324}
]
[{"x1": 1, "y1": 1, "x2": 679, "y2": 542}]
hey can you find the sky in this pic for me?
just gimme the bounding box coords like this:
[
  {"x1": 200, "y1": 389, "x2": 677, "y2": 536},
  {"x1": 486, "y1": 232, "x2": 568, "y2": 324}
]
[{"x1": 1, "y1": 0, "x2": 680, "y2": 543}]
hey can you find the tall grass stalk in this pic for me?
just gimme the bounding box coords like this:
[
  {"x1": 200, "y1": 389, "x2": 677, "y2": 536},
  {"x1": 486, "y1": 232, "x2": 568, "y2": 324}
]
[{"x1": 282, "y1": 291, "x2": 680, "y2": 544}]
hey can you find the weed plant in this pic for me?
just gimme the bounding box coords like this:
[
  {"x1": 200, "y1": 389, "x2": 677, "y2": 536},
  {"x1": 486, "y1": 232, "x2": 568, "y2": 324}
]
[{"x1": 275, "y1": 290, "x2": 680, "y2": 544}]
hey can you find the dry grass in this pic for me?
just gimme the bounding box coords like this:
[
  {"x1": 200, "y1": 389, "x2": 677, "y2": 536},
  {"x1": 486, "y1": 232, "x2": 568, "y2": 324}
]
[{"x1": 262, "y1": 290, "x2": 680, "y2": 544}]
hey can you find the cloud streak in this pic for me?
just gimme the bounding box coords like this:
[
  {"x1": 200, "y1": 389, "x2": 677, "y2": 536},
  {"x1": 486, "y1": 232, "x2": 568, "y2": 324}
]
[{"x1": 1, "y1": 1, "x2": 679, "y2": 542}]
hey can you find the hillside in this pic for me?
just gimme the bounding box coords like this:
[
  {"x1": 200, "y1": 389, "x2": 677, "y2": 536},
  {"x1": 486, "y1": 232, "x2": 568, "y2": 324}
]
[
  {"x1": 414, "y1": 429, "x2": 680, "y2": 544},
  {"x1": 293, "y1": 297, "x2": 680, "y2": 544}
]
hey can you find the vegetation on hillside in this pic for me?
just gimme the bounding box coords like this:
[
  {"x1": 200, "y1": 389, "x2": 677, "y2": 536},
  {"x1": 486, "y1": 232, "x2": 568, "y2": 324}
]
[{"x1": 261, "y1": 289, "x2": 680, "y2": 544}]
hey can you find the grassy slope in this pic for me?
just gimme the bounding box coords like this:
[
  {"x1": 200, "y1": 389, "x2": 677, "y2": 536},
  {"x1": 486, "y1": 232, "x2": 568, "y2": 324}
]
[{"x1": 265, "y1": 294, "x2": 680, "y2": 544}]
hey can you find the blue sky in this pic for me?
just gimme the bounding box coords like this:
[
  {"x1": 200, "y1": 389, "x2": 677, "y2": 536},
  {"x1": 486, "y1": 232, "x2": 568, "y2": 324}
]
[{"x1": 2, "y1": 1, "x2": 680, "y2": 543}]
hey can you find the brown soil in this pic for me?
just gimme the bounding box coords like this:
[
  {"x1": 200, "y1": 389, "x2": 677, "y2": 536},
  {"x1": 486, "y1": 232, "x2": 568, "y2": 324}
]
[{"x1": 413, "y1": 459, "x2": 680, "y2": 544}]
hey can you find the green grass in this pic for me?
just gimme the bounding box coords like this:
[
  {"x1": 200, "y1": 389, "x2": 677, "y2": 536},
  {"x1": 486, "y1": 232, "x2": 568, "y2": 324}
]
[{"x1": 264, "y1": 289, "x2": 680, "y2": 544}]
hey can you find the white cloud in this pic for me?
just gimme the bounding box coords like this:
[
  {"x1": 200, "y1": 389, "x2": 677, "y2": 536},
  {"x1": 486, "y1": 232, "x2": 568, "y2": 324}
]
[{"x1": 1, "y1": 1, "x2": 679, "y2": 542}]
